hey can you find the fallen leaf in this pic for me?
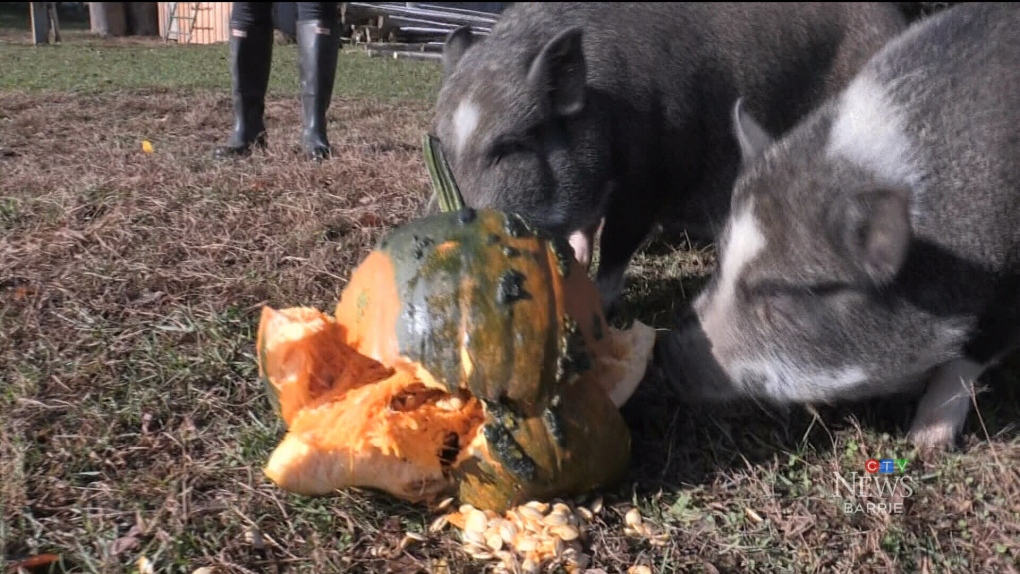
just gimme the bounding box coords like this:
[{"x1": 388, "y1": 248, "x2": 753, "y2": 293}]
[
  {"x1": 141, "y1": 140, "x2": 154, "y2": 154},
  {"x1": 5, "y1": 554, "x2": 61, "y2": 573},
  {"x1": 358, "y1": 212, "x2": 383, "y2": 227},
  {"x1": 13, "y1": 286, "x2": 36, "y2": 301},
  {"x1": 110, "y1": 534, "x2": 140, "y2": 556},
  {"x1": 111, "y1": 524, "x2": 144, "y2": 556}
]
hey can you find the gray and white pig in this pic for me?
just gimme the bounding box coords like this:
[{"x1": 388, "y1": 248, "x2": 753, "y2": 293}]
[
  {"x1": 428, "y1": 2, "x2": 906, "y2": 316},
  {"x1": 655, "y1": 2, "x2": 1020, "y2": 450}
]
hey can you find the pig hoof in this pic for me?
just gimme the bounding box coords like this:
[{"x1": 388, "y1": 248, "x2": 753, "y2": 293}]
[{"x1": 906, "y1": 421, "x2": 959, "y2": 451}]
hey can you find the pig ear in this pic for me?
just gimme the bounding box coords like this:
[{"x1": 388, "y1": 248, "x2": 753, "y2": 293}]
[
  {"x1": 733, "y1": 98, "x2": 775, "y2": 164},
  {"x1": 829, "y1": 187, "x2": 913, "y2": 285},
  {"x1": 442, "y1": 26, "x2": 476, "y2": 79},
  {"x1": 527, "y1": 27, "x2": 587, "y2": 117}
]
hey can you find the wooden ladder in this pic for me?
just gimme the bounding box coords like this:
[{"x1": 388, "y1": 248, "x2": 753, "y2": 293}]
[{"x1": 164, "y1": 2, "x2": 202, "y2": 44}]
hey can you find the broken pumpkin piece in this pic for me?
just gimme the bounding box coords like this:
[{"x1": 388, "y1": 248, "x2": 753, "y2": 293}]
[
  {"x1": 256, "y1": 306, "x2": 395, "y2": 426},
  {"x1": 258, "y1": 208, "x2": 656, "y2": 513}
]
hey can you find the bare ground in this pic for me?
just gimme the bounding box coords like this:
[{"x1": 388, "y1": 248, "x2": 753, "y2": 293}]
[{"x1": 2, "y1": 75, "x2": 1020, "y2": 574}]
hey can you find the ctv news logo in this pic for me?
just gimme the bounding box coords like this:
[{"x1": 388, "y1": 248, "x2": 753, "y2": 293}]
[{"x1": 834, "y1": 458, "x2": 915, "y2": 515}]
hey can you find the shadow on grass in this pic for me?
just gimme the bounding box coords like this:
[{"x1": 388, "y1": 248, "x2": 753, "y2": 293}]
[{"x1": 609, "y1": 254, "x2": 1020, "y2": 500}]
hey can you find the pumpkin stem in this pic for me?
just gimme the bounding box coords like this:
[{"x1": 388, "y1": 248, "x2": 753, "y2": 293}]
[{"x1": 423, "y1": 133, "x2": 466, "y2": 213}]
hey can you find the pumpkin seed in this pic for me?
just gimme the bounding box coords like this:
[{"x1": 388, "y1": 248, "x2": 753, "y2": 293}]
[
  {"x1": 552, "y1": 502, "x2": 572, "y2": 515},
  {"x1": 486, "y1": 533, "x2": 504, "y2": 552},
  {"x1": 508, "y1": 509, "x2": 526, "y2": 529},
  {"x1": 244, "y1": 527, "x2": 264, "y2": 550},
  {"x1": 515, "y1": 534, "x2": 539, "y2": 552},
  {"x1": 745, "y1": 507, "x2": 764, "y2": 524},
  {"x1": 543, "y1": 512, "x2": 569, "y2": 527},
  {"x1": 459, "y1": 504, "x2": 475, "y2": 514},
  {"x1": 465, "y1": 509, "x2": 488, "y2": 534},
  {"x1": 525, "y1": 500, "x2": 550, "y2": 513},
  {"x1": 577, "y1": 507, "x2": 594, "y2": 522},
  {"x1": 521, "y1": 558, "x2": 540, "y2": 574},
  {"x1": 463, "y1": 540, "x2": 489, "y2": 552},
  {"x1": 518, "y1": 506, "x2": 544, "y2": 523},
  {"x1": 496, "y1": 550, "x2": 516, "y2": 570},
  {"x1": 466, "y1": 548, "x2": 494, "y2": 561},
  {"x1": 629, "y1": 566, "x2": 652, "y2": 574},
  {"x1": 399, "y1": 533, "x2": 425, "y2": 551},
  {"x1": 537, "y1": 538, "x2": 554, "y2": 557},
  {"x1": 137, "y1": 557, "x2": 155, "y2": 574},
  {"x1": 551, "y1": 537, "x2": 565, "y2": 558},
  {"x1": 589, "y1": 496, "x2": 603, "y2": 514},
  {"x1": 551, "y1": 524, "x2": 580, "y2": 541},
  {"x1": 428, "y1": 515, "x2": 449, "y2": 534},
  {"x1": 462, "y1": 529, "x2": 486, "y2": 546},
  {"x1": 625, "y1": 508, "x2": 642, "y2": 528},
  {"x1": 499, "y1": 521, "x2": 518, "y2": 544},
  {"x1": 436, "y1": 497, "x2": 455, "y2": 511}
]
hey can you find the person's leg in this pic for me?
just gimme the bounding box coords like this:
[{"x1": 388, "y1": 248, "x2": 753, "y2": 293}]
[
  {"x1": 213, "y1": 2, "x2": 275, "y2": 159},
  {"x1": 295, "y1": 2, "x2": 341, "y2": 161}
]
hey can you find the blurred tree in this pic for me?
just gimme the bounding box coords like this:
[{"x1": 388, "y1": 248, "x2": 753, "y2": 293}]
[{"x1": 89, "y1": 1, "x2": 127, "y2": 36}]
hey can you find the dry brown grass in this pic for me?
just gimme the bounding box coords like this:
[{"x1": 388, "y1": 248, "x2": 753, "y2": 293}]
[{"x1": 2, "y1": 34, "x2": 1020, "y2": 574}]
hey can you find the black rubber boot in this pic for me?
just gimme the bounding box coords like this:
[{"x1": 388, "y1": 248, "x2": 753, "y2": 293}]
[
  {"x1": 213, "y1": 25, "x2": 274, "y2": 159},
  {"x1": 296, "y1": 19, "x2": 341, "y2": 161}
]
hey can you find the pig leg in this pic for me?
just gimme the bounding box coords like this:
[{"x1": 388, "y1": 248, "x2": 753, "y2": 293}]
[
  {"x1": 906, "y1": 359, "x2": 983, "y2": 450},
  {"x1": 595, "y1": 208, "x2": 655, "y2": 319}
]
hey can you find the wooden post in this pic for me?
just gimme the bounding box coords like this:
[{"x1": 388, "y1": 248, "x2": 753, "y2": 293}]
[{"x1": 30, "y1": 2, "x2": 50, "y2": 45}]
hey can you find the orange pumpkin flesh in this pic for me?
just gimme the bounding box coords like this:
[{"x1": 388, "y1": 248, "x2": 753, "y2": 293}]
[{"x1": 258, "y1": 208, "x2": 656, "y2": 512}]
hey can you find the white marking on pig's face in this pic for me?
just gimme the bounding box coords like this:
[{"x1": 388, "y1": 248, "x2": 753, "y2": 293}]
[
  {"x1": 452, "y1": 99, "x2": 480, "y2": 156},
  {"x1": 825, "y1": 75, "x2": 920, "y2": 191},
  {"x1": 696, "y1": 198, "x2": 766, "y2": 335}
]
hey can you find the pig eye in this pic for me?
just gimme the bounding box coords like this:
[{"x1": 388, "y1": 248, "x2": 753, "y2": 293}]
[
  {"x1": 489, "y1": 139, "x2": 531, "y2": 166},
  {"x1": 748, "y1": 285, "x2": 799, "y2": 325}
]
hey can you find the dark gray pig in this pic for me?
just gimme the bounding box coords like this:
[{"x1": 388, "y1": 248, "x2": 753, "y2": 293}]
[
  {"x1": 656, "y1": 2, "x2": 1020, "y2": 450},
  {"x1": 428, "y1": 2, "x2": 906, "y2": 315}
]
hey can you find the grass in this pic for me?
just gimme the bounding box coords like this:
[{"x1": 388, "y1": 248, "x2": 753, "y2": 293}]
[
  {"x1": 0, "y1": 4, "x2": 439, "y2": 100},
  {"x1": 2, "y1": 6, "x2": 1019, "y2": 574}
]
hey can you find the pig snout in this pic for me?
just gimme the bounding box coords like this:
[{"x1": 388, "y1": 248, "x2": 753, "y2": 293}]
[
  {"x1": 568, "y1": 229, "x2": 593, "y2": 268},
  {"x1": 567, "y1": 219, "x2": 604, "y2": 269}
]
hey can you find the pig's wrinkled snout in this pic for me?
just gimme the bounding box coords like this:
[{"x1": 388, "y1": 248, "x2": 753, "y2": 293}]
[
  {"x1": 568, "y1": 229, "x2": 593, "y2": 268},
  {"x1": 567, "y1": 219, "x2": 604, "y2": 269}
]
